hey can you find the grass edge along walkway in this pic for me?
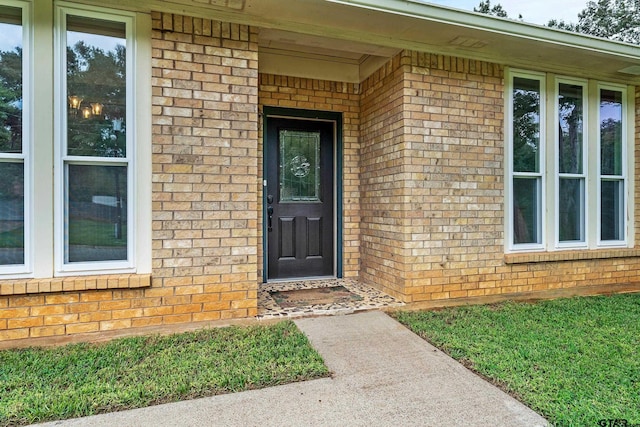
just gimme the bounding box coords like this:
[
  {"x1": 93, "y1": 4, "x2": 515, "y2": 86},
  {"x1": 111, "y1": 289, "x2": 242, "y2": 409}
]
[
  {"x1": 0, "y1": 320, "x2": 329, "y2": 427},
  {"x1": 392, "y1": 293, "x2": 640, "y2": 427}
]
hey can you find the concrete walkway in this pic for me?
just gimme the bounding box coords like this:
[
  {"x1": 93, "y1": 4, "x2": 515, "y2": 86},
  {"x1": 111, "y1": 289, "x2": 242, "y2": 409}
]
[{"x1": 37, "y1": 311, "x2": 549, "y2": 427}]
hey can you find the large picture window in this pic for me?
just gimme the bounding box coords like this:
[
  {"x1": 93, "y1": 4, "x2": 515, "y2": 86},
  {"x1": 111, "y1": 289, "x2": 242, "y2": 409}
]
[
  {"x1": 60, "y1": 11, "x2": 131, "y2": 269},
  {"x1": 507, "y1": 70, "x2": 631, "y2": 252},
  {"x1": 0, "y1": 1, "x2": 149, "y2": 279}
]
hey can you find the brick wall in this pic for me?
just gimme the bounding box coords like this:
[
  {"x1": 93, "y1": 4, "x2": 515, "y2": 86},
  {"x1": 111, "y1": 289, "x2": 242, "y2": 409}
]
[
  {"x1": 0, "y1": 12, "x2": 260, "y2": 344},
  {"x1": 358, "y1": 50, "x2": 640, "y2": 304},
  {"x1": 151, "y1": 13, "x2": 259, "y2": 317},
  {"x1": 258, "y1": 74, "x2": 361, "y2": 279},
  {"x1": 1, "y1": 16, "x2": 638, "y2": 346},
  {"x1": 359, "y1": 55, "x2": 409, "y2": 299},
  {"x1": 399, "y1": 52, "x2": 505, "y2": 301},
  {"x1": 402, "y1": 53, "x2": 640, "y2": 303}
]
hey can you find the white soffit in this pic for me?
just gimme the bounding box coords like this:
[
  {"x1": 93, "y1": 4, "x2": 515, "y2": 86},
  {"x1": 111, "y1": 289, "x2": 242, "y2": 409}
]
[
  {"x1": 93, "y1": 0, "x2": 640, "y2": 83},
  {"x1": 259, "y1": 29, "x2": 399, "y2": 58},
  {"x1": 328, "y1": 0, "x2": 640, "y2": 82},
  {"x1": 258, "y1": 28, "x2": 399, "y2": 82},
  {"x1": 251, "y1": 0, "x2": 640, "y2": 82}
]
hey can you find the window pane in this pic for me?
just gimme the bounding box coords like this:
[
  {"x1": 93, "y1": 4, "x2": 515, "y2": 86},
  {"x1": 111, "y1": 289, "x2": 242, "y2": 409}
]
[
  {"x1": 0, "y1": 162, "x2": 23, "y2": 265},
  {"x1": 66, "y1": 164, "x2": 127, "y2": 263},
  {"x1": 601, "y1": 180, "x2": 624, "y2": 241},
  {"x1": 279, "y1": 130, "x2": 321, "y2": 202},
  {"x1": 0, "y1": 6, "x2": 23, "y2": 154},
  {"x1": 600, "y1": 89, "x2": 623, "y2": 176},
  {"x1": 558, "y1": 83, "x2": 584, "y2": 174},
  {"x1": 559, "y1": 178, "x2": 584, "y2": 242},
  {"x1": 512, "y1": 77, "x2": 540, "y2": 173},
  {"x1": 513, "y1": 177, "x2": 540, "y2": 244},
  {"x1": 66, "y1": 16, "x2": 126, "y2": 157}
]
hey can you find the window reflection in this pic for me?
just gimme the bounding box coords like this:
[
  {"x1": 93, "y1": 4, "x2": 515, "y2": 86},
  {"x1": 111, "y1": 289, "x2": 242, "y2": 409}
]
[
  {"x1": 0, "y1": 7, "x2": 22, "y2": 154},
  {"x1": 558, "y1": 178, "x2": 584, "y2": 242},
  {"x1": 512, "y1": 77, "x2": 540, "y2": 173},
  {"x1": 601, "y1": 180, "x2": 623, "y2": 241},
  {"x1": 0, "y1": 6, "x2": 24, "y2": 266},
  {"x1": 66, "y1": 164, "x2": 127, "y2": 263},
  {"x1": 66, "y1": 16, "x2": 126, "y2": 157},
  {"x1": 0, "y1": 162, "x2": 24, "y2": 265},
  {"x1": 64, "y1": 15, "x2": 129, "y2": 265},
  {"x1": 600, "y1": 89, "x2": 624, "y2": 242},
  {"x1": 513, "y1": 177, "x2": 539, "y2": 244},
  {"x1": 558, "y1": 83, "x2": 584, "y2": 174},
  {"x1": 600, "y1": 89, "x2": 623, "y2": 176},
  {"x1": 511, "y1": 76, "x2": 542, "y2": 246}
]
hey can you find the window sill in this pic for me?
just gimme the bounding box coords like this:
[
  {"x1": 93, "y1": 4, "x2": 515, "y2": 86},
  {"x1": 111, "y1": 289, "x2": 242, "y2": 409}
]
[
  {"x1": 505, "y1": 248, "x2": 640, "y2": 264},
  {"x1": 0, "y1": 274, "x2": 151, "y2": 296}
]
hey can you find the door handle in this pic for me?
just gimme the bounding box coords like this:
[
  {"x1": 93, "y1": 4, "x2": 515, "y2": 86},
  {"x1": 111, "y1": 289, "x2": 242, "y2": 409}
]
[{"x1": 267, "y1": 206, "x2": 274, "y2": 232}]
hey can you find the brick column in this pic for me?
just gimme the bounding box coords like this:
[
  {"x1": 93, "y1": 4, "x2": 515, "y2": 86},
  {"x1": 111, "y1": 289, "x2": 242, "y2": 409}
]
[
  {"x1": 151, "y1": 13, "x2": 259, "y2": 321},
  {"x1": 359, "y1": 52, "x2": 504, "y2": 302},
  {"x1": 359, "y1": 54, "x2": 409, "y2": 299}
]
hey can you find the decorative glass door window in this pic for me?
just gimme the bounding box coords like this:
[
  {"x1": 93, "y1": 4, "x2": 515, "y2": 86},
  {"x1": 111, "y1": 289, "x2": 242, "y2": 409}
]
[
  {"x1": 0, "y1": 5, "x2": 25, "y2": 268},
  {"x1": 279, "y1": 130, "x2": 321, "y2": 202}
]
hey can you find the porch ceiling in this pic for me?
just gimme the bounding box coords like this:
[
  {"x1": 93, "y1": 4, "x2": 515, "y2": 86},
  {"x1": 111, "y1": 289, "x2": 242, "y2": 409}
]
[
  {"x1": 257, "y1": 29, "x2": 400, "y2": 83},
  {"x1": 114, "y1": 0, "x2": 640, "y2": 83}
]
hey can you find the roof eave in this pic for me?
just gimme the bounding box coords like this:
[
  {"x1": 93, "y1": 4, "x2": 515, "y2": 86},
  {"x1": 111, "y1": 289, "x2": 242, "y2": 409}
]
[{"x1": 330, "y1": 0, "x2": 640, "y2": 61}]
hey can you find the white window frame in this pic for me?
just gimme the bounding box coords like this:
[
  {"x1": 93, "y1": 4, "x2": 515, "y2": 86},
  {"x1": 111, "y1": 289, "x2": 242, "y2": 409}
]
[
  {"x1": 54, "y1": 3, "x2": 137, "y2": 274},
  {"x1": 555, "y1": 77, "x2": 588, "y2": 249},
  {"x1": 506, "y1": 70, "x2": 546, "y2": 252},
  {"x1": 506, "y1": 68, "x2": 635, "y2": 253},
  {"x1": 0, "y1": 0, "x2": 32, "y2": 277},
  {"x1": 0, "y1": 0, "x2": 150, "y2": 280},
  {"x1": 596, "y1": 83, "x2": 629, "y2": 247}
]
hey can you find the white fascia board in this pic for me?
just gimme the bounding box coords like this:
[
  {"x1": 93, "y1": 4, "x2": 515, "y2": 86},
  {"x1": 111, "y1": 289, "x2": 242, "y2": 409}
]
[{"x1": 328, "y1": 0, "x2": 640, "y2": 61}]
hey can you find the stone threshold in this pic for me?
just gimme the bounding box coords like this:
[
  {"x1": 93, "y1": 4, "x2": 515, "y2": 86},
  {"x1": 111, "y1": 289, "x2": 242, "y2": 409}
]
[{"x1": 257, "y1": 278, "x2": 404, "y2": 319}]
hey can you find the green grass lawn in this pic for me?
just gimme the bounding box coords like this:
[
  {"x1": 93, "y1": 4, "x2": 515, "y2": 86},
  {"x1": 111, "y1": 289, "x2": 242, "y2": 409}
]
[
  {"x1": 0, "y1": 226, "x2": 23, "y2": 248},
  {"x1": 0, "y1": 219, "x2": 125, "y2": 249},
  {"x1": 69, "y1": 219, "x2": 126, "y2": 247},
  {"x1": 0, "y1": 321, "x2": 329, "y2": 427},
  {"x1": 393, "y1": 294, "x2": 640, "y2": 427}
]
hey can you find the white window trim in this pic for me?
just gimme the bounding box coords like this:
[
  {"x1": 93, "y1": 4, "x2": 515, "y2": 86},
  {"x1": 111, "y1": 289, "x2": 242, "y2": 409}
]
[
  {"x1": 54, "y1": 3, "x2": 137, "y2": 275},
  {"x1": 506, "y1": 69, "x2": 546, "y2": 252},
  {"x1": 0, "y1": 0, "x2": 32, "y2": 277},
  {"x1": 554, "y1": 76, "x2": 588, "y2": 249},
  {"x1": 506, "y1": 68, "x2": 635, "y2": 254},
  {"x1": 596, "y1": 82, "x2": 630, "y2": 247},
  {"x1": 31, "y1": 0, "x2": 55, "y2": 278},
  {"x1": 0, "y1": 0, "x2": 150, "y2": 279},
  {"x1": 134, "y1": 10, "x2": 152, "y2": 275}
]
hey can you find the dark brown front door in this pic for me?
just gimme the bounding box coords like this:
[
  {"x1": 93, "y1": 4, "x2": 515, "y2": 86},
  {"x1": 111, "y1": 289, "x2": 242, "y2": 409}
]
[{"x1": 266, "y1": 117, "x2": 334, "y2": 280}]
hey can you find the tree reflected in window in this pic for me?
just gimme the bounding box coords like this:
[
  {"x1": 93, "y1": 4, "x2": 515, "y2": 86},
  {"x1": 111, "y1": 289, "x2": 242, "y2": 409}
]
[
  {"x1": 0, "y1": 6, "x2": 24, "y2": 266},
  {"x1": 64, "y1": 15, "x2": 128, "y2": 264}
]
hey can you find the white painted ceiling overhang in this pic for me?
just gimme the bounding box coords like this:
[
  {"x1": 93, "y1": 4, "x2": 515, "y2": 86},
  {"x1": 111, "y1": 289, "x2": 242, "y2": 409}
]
[{"x1": 97, "y1": 0, "x2": 640, "y2": 83}]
